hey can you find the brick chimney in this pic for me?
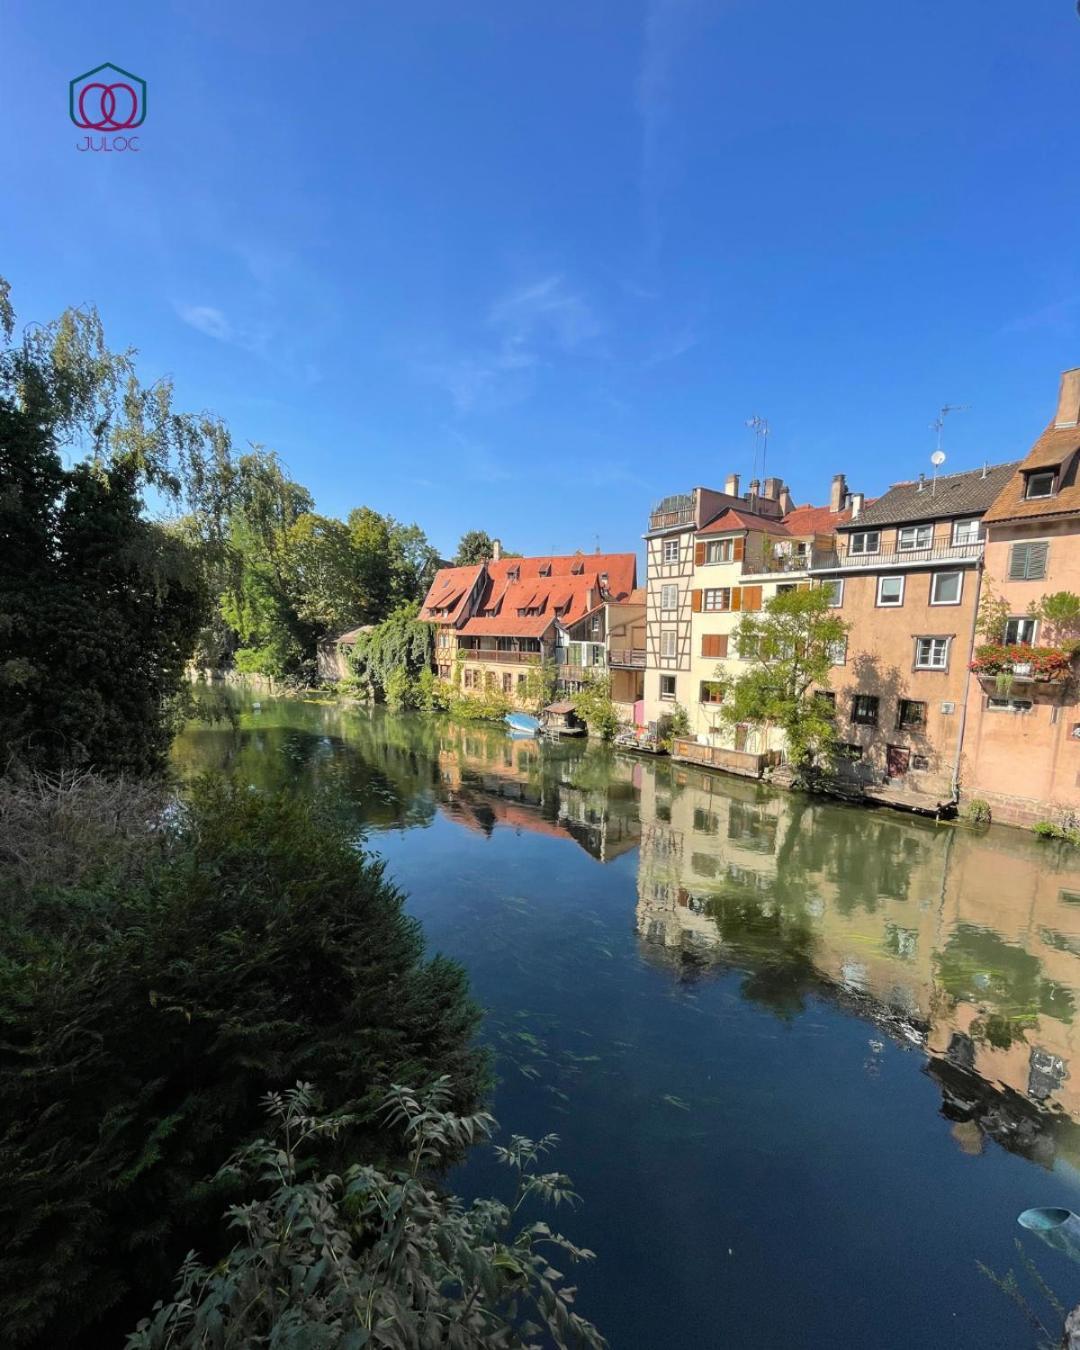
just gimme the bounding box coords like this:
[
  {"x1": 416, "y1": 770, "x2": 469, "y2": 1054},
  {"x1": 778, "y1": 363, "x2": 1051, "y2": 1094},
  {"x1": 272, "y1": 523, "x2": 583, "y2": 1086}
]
[
  {"x1": 724, "y1": 472, "x2": 741, "y2": 497},
  {"x1": 762, "y1": 476, "x2": 781, "y2": 500},
  {"x1": 830, "y1": 473, "x2": 847, "y2": 513},
  {"x1": 1056, "y1": 368, "x2": 1080, "y2": 428},
  {"x1": 778, "y1": 485, "x2": 794, "y2": 514},
  {"x1": 491, "y1": 538, "x2": 502, "y2": 561}
]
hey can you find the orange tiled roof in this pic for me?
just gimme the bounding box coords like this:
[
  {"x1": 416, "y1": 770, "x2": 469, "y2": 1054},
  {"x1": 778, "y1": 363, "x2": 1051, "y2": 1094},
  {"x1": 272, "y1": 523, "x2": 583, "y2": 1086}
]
[
  {"x1": 983, "y1": 423, "x2": 1080, "y2": 524},
  {"x1": 420, "y1": 565, "x2": 483, "y2": 621},
  {"x1": 780, "y1": 501, "x2": 872, "y2": 536},
  {"x1": 697, "y1": 508, "x2": 791, "y2": 537}
]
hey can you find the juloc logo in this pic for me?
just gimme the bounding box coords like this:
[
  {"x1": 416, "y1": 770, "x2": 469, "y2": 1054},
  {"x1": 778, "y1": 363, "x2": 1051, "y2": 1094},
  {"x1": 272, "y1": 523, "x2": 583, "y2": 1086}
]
[{"x1": 70, "y1": 63, "x2": 145, "y2": 152}]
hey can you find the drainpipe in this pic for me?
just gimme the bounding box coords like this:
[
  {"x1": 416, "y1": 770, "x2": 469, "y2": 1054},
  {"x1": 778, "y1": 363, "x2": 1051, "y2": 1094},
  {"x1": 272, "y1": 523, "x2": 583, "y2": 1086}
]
[{"x1": 950, "y1": 557, "x2": 983, "y2": 802}]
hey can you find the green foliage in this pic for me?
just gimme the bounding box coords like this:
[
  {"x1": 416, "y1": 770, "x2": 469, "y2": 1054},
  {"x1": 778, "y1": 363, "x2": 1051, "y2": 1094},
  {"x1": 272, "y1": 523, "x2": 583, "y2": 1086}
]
[
  {"x1": 572, "y1": 673, "x2": 621, "y2": 740},
  {"x1": 1033, "y1": 818, "x2": 1080, "y2": 846},
  {"x1": 963, "y1": 798, "x2": 992, "y2": 826},
  {"x1": 449, "y1": 686, "x2": 514, "y2": 722},
  {"x1": 519, "y1": 657, "x2": 558, "y2": 714},
  {"x1": 453, "y1": 529, "x2": 500, "y2": 566},
  {"x1": 722, "y1": 588, "x2": 849, "y2": 769},
  {"x1": 347, "y1": 603, "x2": 435, "y2": 703},
  {"x1": 0, "y1": 776, "x2": 486, "y2": 1347},
  {"x1": 656, "y1": 702, "x2": 690, "y2": 750},
  {"x1": 129, "y1": 1079, "x2": 605, "y2": 1350}
]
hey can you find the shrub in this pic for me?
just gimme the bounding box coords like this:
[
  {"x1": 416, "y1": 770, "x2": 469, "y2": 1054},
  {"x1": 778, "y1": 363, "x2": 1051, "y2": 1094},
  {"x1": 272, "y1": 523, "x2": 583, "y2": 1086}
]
[
  {"x1": 0, "y1": 776, "x2": 486, "y2": 1347},
  {"x1": 128, "y1": 1080, "x2": 606, "y2": 1350},
  {"x1": 572, "y1": 673, "x2": 621, "y2": 741},
  {"x1": 1032, "y1": 818, "x2": 1080, "y2": 846},
  {"x1": 964, "y1": 798, "x2": 992, "y2": 826}
]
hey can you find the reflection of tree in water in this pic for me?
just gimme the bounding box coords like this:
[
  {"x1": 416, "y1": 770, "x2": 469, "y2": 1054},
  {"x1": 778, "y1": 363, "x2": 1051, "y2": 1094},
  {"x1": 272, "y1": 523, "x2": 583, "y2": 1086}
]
[
  {"x1": 935, "y1": 923, "x2": 1076, "y2": 1049},
  {"x1": 703, "y1": 888, "x2": 821, "y2": 1019}
]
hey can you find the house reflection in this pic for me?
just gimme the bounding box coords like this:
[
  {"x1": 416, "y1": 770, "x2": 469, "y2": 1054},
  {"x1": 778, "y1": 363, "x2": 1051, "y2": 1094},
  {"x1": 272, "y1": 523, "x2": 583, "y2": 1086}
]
[{"x1": 633, "y1": 758, "x2": 1080, "y2": 1168}]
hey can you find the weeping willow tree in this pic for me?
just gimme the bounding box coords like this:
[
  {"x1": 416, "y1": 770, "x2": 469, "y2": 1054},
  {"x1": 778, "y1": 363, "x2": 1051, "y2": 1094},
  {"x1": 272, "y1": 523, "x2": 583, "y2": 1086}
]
[{"x1": 348, "y1": 602, "x2": 435, "y2": 706}]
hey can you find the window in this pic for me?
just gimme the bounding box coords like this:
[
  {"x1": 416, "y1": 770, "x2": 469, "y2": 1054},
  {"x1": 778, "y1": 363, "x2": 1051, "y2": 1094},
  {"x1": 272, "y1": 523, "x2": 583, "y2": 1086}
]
[
  {"x1": 660, "y1": 629, "x2": 677, "y2": 658},
  {"x1": 877, "y1": 575, "x2": 905, "y2": 606},
  {"x1": 776, "y1": 583, "x2": 797, "y2": 595},
  {"x1": 952, "y1": 518, "x2": 981, "y2": 545},
  {"x1": 899, "y1": 524, "x2": 933, "y2": 551},
  {"x1": 828, "y1": 638, "x2": 848, "y2": 666},
  {"x1": 897, "y1": 699, "x2": 926, "y2": 729},
  {"x1": 839, "y1": 743, "x2": 863, "y2": 761},
  {"x1": 1009, "y1": 541, "x2": 1049, "y2": 581},
  {"x1": 438, "y1": 631, "x2": 450, "y2": 647},
  {"x1": 660, "y1": 674, "x2": 676, "y2": 700},
  {"x1": 699, "y1": 680, "x2": 725, "y2": 704},
  {"x1": 1004, "y1": 616, "x2": 1037, "y2": 645},
  {"x1": 930, "y1": 571, "x2": 962, "y2": 605},
  {"x1": 497, "y1": 636, "x2": 514, "y2": 651},
  {"x1": 1025, "y1": 470, "x2": 1056, "y2": 499},
  {"x1": 987, "y1": 697, "x2": 1033, "y2": 714},
  {"x1": 463, "y1": 669, "x2": 475, "y2": 689},
  {"x1": 701, "y1": 633, "x2": 728, "y2": 659},
  {"x1": 661, "y1": 583, "x2": 679, "y2": 611},
  {"x1": 915, "y1": 636, "x2": 950, "y2": 670},
  {"x1": 663, "y1": 538, "x2": 680, "y2": 563},
  {"x1": 851, "y1": 694, "x2": 879, "y2": 725},
  {"x1": 591, "y1": 615, "x2": 602, "y2": 634},
  {"x1": 517, "y1": 672, "x2": 527, "y2": 687},
  {"x1": 850, "y1": 530, "x2": 881, "y2": 555},
  {"x1": 911, "y1": 754, "x2": 930, "y2": 771},
  {"x1": 703, "y1": 587, "x2": 731, "y2": 612},
  {"x1": 705, "y1": 539, "x2": 733, "y2": 564},
  {"x1": 502, "y1": 673, "x2": 512, "y2": 693},
  {"x1": 822, "y1": 578, "x2": 844, "y2": 608}
]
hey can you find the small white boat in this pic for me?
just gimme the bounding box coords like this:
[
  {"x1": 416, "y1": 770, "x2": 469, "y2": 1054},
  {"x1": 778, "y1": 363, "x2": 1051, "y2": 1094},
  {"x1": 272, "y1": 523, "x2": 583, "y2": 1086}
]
[{"x1": 505, "y1": 712, "x2": 541, "y2": 735}]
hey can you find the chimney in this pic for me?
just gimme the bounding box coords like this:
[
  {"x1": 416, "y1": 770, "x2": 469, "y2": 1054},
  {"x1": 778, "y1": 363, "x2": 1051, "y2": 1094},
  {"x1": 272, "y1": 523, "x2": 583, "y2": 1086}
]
[
  {"x1": 829, "y1": 473, "x2": 847, "y2": 513},
  {"x1": 762, "y1": 476, "x2": 781, "y2": 501},
  {"x1": 1055, "y1": 368, "x2": 1080, "y2": 428},
  {"x1": 586, "y1": 586, "x2": 596, "y2": 611},
  {"x1": 724, "y1": 472, "x2": 741, "y2": 497},
  {"x1": 850, "y1": 492, "x2": 864, "y2": 519},
  {"x1": 779, "y1": 485, "x2": 794, "y2": 514},
  {"x1": 917, "y1": 473, "x2": 925, "y2": 493},
  {"x1": 491, "y1": 538, "x2": 502, "y2": 561}
]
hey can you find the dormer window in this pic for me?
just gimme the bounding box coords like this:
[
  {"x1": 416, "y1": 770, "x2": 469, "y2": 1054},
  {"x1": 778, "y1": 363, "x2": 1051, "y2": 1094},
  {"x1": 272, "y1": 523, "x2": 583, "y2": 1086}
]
[
  {"x1": 539, "y1": 563, "x2": 552, "y2": 577},
  {"x1": 507, "y1": 566, "x2": 520, "y2": 581},
  {"x1": 571, "y1": 561, "x2": 584, "y2": 574},
  {"x1": 1026, "y1": 470, "x2": 1057, "y2": 500}
]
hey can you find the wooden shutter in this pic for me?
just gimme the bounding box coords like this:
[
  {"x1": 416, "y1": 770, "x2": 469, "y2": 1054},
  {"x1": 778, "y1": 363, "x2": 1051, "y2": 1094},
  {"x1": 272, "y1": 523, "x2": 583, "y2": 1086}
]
[
  {"x1": 730, "y1": 587, "x2": 742, "y2": 612},
  {"x1": 695, "y1": 542, "x2": 706, "y2": 566},
  {"x1": 1008, "y1": 544, "x2": 1028, "y2": 580},
  {"x1": 1028, "y1": 541, "x2": 1049, "y2": 579},
  {"x1": 797, "y1": 581, "x2": 811, "y2": 591},
  {"x1": 702, "y1": 634, "x2": 729, "y2": 659},
  {"x1": 733, "y1": 537, "x2": 745, "y2": 562},
  {"x1": 741, "y1": 585, "x2": 763, "y2": 612},
  {"x1": 691, "y1": 589, "x2": 702, "y2": 612}
]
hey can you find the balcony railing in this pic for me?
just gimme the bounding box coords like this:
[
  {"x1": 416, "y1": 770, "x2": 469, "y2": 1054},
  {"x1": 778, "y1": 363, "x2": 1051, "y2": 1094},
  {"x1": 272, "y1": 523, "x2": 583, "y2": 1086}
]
[
  {"x1": 456, "y1": 647, "x2": 542, "y2": 664},
  {"x1": 609, "y1": 647, "x2": 646, "y2": 668},
  {"x1": 649, "y1": 507, "x2": 695, "y2": 532},
  {"x1": 810, "y1": 540, "x2": 984, "y2": 571}
]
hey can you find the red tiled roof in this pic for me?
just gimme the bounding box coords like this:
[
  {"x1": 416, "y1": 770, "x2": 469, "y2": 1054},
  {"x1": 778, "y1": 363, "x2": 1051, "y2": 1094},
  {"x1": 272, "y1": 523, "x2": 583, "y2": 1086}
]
[
  {"x1": 420, "y1": 565, "x2": 483, "y2": 621},
  {"x1": 781, "y1": 502, "x2": 860, "y2": 536},
  {"x1": 983, "y1": 424, "x2": 1080, "y2": 523},
  {"x1": 697, "y1": 508, "x2": 791, "y2": 537},
  {"x1": 487, "y1": 551, "x2": 636, "y2": 597},
  {"x1": 457, "y1": 613, "x2": 555, "y2": 638}
]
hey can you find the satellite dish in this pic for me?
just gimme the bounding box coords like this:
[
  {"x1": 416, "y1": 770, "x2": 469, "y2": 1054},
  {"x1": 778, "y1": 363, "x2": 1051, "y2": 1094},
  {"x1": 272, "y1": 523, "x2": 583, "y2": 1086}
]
[{"x1": 931, "y1": 450, "x2": 946, "y2": 467}]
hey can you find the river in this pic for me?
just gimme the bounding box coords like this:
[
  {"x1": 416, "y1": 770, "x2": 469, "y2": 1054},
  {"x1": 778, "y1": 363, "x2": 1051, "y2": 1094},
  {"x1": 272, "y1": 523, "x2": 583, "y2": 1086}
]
[{"x1": 174, "y1": 688, "x2": 1080, "y2": 1348}]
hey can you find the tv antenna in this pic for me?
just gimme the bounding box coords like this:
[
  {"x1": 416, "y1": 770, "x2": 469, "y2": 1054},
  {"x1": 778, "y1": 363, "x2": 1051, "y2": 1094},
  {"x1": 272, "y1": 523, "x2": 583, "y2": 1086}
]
[
  {"x1": 746, "y1": 415, "x2": 770, "y2": 486},
  {"x1": 928, "y1": 404, "x2": 968, "y2": 494}
]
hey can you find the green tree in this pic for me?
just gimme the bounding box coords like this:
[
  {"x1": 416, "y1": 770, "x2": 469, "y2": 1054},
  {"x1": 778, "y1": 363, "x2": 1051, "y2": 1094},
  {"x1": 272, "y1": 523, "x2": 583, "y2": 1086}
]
[
  {"x1": 0, "y1": 777, "x2": 486, "y2": 1347},
  {"x1": 129, "y1": 1080, "x2": 605, "y2": 1350},
  {"x1": 721, "y1": 587, "x2": 849, "y2": 770},
  {"x1": 348, "y1": 602, "x2": 435, "y2": 701},
  {"x1": 572, "y1": 672, "x2": 621, "y2": 740},
  {"x1": 453, "y1": 529, "x2": 497, "y2": 566}
]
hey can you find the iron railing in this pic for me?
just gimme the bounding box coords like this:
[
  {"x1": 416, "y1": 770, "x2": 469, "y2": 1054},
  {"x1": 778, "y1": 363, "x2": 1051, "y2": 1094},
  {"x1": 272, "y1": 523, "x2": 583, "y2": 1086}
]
[{"x1": 810, "y1": 540, "x2": 984, "y2": 570}]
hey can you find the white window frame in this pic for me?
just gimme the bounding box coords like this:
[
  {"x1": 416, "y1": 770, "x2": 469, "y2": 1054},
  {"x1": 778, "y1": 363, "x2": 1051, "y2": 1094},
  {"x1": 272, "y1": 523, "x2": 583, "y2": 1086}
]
[
  {"x1": 876, "y1": 574, "x2": 905, "y2": 607},
  {"x1": 822, "y1": 578, "x2": 844, "y2": 608},
  {"x1": 930, "y1": 571, "x2": 963, "y2": 606},
  {"x1": 660, "y1": 629, "x2": 677, "y2": 658},
  {"x1": 915, "y1": 636, "x2": 950, "y2": 670},
  {"x1": 704, "y1": 539, "x2": 733, "y2": 564},
  {"x1": 952, "y1": 518, "x2": 981, "y2": 545},
  {"x1": 663, "y1": 538, "x2": 680, "y2": 564},
  {"x1": 702, "y1": 587, "x2": 730, "y2": 612},
  {"x1": 1004, "y1": 616, "x2": 1037, "y2": 645},
  {"x1": 1025, "y1": 470, "x2": 1056, "y2": 500},
  {"x1": 898, "y1": 524, "x2": 933, "y2": 552},
  {"x1": 660, "y1": 583, "x2": 679, "y2": 611},
  {"x1": 659, "y1": 673, "x2": 677, "y2": 700},
  {"x1": 849, "y1": 530, "x2": 881, "y2": 556}
]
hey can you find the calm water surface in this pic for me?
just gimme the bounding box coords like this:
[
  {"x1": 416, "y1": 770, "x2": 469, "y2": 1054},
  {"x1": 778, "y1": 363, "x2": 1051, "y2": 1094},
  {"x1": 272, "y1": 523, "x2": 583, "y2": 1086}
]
[{"x1": 174, "y1": 690, "x2": 1080, "y2": 1349}]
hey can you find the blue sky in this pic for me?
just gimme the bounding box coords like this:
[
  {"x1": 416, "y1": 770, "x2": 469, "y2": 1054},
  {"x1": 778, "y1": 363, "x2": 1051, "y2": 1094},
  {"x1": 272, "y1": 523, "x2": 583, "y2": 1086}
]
[{"x1": 3, "y1": 1, "x2": 1080, "y2": 561}]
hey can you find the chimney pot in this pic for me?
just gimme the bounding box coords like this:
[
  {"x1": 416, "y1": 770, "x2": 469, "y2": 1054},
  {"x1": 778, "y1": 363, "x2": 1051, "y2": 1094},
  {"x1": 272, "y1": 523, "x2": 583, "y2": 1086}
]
[
  {"x1": 762, "y1": 476, "x2": 781, "y2": 501},
  {"x1": 850, "y1": 492, "x2": 864, "y2": 519},
  {"x1": 1055, "y1": 368, "x2": 1080, "y2": 428},
  {"x1": 724, "y1": 472, "x2": 741, "y2": 497},
  {"x1": 748, "y1": 478, "x2": 760, "y2": 497},
  {"x1": 491, "y1": 538, "x2": 502, "y2": 561},
  {"x1": 829, "y1": 473, "x2": 847, "y2": 514},
  {"x1": 779, "y1": 485, "x2": 794, "y2": 514}
]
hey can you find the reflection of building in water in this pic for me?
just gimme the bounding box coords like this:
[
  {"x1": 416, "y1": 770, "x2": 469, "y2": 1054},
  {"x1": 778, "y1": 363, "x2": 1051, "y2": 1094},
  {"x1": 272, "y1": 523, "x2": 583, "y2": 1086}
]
[
  {"x1": 435, "y1": 729, "x2": 641, "y2": 863},
  {"x1": 634, "y1": 759, "x2": 1080, "y2": 1163}
]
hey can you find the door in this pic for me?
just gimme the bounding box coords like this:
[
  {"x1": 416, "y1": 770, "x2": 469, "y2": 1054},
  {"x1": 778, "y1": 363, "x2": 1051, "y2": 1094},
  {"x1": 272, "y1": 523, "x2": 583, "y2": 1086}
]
[{"x1": 886, "y1": 745, "x2": 910, "y2": 778}]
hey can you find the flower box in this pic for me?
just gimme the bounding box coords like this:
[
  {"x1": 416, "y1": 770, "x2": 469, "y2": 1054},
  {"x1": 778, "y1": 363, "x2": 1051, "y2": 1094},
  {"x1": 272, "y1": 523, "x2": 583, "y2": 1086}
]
[{"x1": 970, "y1": 644, "x2": 1076, "y2": 683}]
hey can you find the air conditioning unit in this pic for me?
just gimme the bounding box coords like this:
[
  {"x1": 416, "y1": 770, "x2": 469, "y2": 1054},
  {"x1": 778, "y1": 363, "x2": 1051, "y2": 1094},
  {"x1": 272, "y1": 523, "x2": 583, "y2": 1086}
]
[{"x1": 940, "y1": 701, "x2": 956, "y2": 715}]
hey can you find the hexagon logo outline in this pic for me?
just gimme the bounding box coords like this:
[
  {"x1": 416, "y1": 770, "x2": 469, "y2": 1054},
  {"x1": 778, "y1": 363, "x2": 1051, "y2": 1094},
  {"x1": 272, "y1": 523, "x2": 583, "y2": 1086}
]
[{"x1": 69, "y1": 62, "x2": 146, "y2": 130}]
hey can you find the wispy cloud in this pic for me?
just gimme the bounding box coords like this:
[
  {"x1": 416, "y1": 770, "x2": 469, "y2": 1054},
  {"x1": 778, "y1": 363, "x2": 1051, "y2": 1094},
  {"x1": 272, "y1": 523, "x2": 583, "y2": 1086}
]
[
  {"x1": 175, "y1": 303, "x2": 233, "y2": 342},
  {"x1": 418, "y1": 274, "x2": 603, "y2": 414},
  {"x1": 642, "y1": 324, "x2": 699, "y2": 367}
]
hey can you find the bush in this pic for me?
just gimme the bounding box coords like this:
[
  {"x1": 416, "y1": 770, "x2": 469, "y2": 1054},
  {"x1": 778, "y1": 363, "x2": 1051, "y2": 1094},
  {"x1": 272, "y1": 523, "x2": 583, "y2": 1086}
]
[
  {"x1": 1032, "y1": 817, "x2": 1080, "y2": 846},
  {"x1": 0, "y1": 776, "x2": 486, "y2": 1347},
  {"x1": 128, "y1": 1080, "x2": 606, "y2": 1350},
  {"x1": 572, "y1": 673, "x2": 621, "y2": 741},
  {"x1": 964, "y1": 798, "x2": 992, "y2": 826}
]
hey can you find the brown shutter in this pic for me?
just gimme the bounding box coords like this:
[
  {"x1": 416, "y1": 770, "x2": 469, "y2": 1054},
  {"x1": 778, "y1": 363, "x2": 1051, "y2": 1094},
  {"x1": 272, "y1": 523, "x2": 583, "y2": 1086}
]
[
  {"x1": 733, "y1": 537, "x2": 745, "y2": 562},
  {"x1": 797, "y1": 581, "x2": 811, "y2": 591},
  {"x1": 695, "y1": 542, "x2": 706, "y2": 566},
  {"x1": 717, "y1": 634, "x2": 729, "y2": 658},
  {"x1": 731, "y1": 588, "x2": 742, "y2": 612},
  {"x1": 742, "y1": 585, "x2": 763, "y2": 612},
  {"x1": 702, "y1": 633, "x2": 729, "y2": 659},
  {"x1": 691, "y1": 589, "x2": 702, "y2": 613}
]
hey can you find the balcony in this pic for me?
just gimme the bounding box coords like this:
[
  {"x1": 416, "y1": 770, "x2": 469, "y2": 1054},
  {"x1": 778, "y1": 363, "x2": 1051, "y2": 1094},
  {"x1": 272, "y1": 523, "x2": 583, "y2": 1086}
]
[
  {"x1": 609, "y1": 647, "x2": 646, "y2": 669},
  {"x1": 648, "y1": 492, "x2": 695, "y2": 533},
  {"x1": 457, "y1": 646, "x2": 542, "y2": 664},
  {"x1": 809, "y1": 540, "x2": 984, "y2": 572},
  {"x1": 970, "y1": 644, "x2": 1077, "y2": 686}
]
